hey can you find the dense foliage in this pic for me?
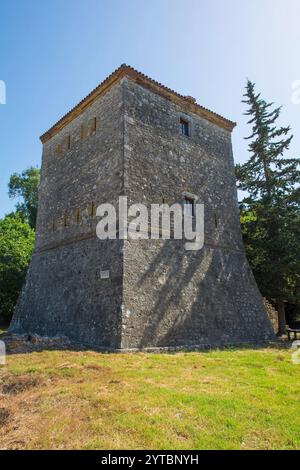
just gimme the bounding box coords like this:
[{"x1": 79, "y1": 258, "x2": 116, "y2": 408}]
[
  {"x1": 0, "y1": 214, "x2": 35, "y2": 325},
  {"x1": 8, "y1": 166, "x2": 40, "y2": 229},
  {"x1": 236, "y1": 81, "x2": 300, "y2": 332}
]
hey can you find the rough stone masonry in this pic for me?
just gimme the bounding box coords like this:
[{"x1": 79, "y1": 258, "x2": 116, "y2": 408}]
[{"x1": 9, "y1": 65, "x2": 274, "y2": 350}]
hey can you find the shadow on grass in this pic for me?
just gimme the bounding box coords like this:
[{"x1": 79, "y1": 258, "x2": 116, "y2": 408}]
[
  {"x1": 2, "y1": 333, "x2": 290, "y2": 357},
  {"x1": 0, "y1": 323, "x2": 8, "y2": 339}
]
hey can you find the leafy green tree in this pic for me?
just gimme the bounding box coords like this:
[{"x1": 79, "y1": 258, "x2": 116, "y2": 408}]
[
  {"x1": 236, "y1": 80, "x2": 300, "y2": 334},
  {"x1": 0, "y1": 213, "x2": 35, "y2": 325},
  {"x1": 8, "y1": 167, "x2": 40, "y2": 229}
]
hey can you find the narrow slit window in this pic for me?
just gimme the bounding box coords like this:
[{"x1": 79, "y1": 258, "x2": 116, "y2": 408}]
[
  {"x1": 64, "y1": 214, "x2": 68, "y2": 228},
  {"x1": 56, "y1": 143, "x2": 62, "y2": 157},
  {"x1": 184, "y1": 197, "x2": 195, "y2": 217},
  {"x1": 80, "y1": 124, "x2": 85, "y2": 140},
  {"x1": 76, "y1": 208, "x2": 80, "y2": 224},
  {"x1": 180, "y1": 118, "x2": 189, "y2": 137},
  {"x1": 214, "y1": 213, "x2": 218, "y2": 228},
  {"x1": 89, "y1": 117, "x2": 97, "y2": 135},
  {"x1": 67, "y1": 134, "x2": 71, "y2": 149},
  {"x1": 90, "y1": 202, "x2": 96, "y2": 217},
  {"x1": 92, "y1": 117, "x2": 97, "y2": 132}
]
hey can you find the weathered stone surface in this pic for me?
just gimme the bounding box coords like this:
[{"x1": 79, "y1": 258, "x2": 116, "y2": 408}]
[
  {"x1": 9, "y1": 68, "x2": 274, "y2": 349},
  {"x1": 3, "y1": 334, "x2": 72, "y2": 353}
]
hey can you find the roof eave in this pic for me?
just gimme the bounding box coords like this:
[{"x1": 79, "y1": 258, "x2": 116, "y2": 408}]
[{"x1": 40, "y1": 64, "x2": 236, "y2": 143}]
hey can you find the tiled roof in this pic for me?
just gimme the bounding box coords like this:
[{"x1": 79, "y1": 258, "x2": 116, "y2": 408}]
[{"x1": 40, "y1": 64, "x2": 236, "y2": 143}]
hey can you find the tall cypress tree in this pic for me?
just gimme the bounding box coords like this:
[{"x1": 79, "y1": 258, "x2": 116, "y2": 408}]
[{"x1": 236, "y1": 80, "x2": 300, "y2": 334}]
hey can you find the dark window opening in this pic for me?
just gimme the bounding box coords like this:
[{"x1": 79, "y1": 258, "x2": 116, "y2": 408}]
[
  {"x1": 180, "y1": 118, "x2": 189, "y2": 137},
  {"x1": 184, "y1": 197, "x2": 195, "y2": 217},
  {"x1": 90, "y1": 202, "x2": 96, "y2": 217},
  {"x1": 92, "y1": 117, "x2": 97, "y2": 133},
  {"x1": 80, "y1": 124, "x2": 85, "y2": 140},
  {"x1": 214, "y1": 213, "x2": 218, "y2": 228}
]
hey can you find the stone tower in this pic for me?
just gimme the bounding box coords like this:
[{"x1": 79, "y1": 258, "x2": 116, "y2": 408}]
[{"x1": 10, "y1": 65, "x2": 273, "y2": 349}]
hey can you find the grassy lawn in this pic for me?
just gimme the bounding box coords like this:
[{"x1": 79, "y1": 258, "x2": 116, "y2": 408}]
[
  {"x1": 0, "y1": 326, "x2": 7, "y2": 336},
  {"x1": 0, "y1": 346, "x2": 299, "y2": 450}
]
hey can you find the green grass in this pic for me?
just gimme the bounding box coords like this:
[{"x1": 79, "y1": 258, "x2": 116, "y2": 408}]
[
  {"x1": 0, "y1": 346, "x2": 299, "y2": 450},
  {"x1": 0, "y1": 328, "x2": 7, "y2": 339}
]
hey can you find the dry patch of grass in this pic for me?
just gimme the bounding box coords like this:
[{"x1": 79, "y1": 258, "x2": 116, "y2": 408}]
[
  {"x1": 0, "y1": 346, "x2": 299, "y2": 450},
  {"x1": 2, "y1": 375, "x2": 42, "y2": 395}
]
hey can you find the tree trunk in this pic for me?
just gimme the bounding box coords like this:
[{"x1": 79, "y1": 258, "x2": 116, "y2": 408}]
[{"x1": 277, "y1": 300, "x2": 286, "y2": 336}]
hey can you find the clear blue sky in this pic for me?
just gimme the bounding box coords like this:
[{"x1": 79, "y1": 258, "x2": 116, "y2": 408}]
[{"x1": 1, "y1": 0, "x2": 299, "y2": 217}]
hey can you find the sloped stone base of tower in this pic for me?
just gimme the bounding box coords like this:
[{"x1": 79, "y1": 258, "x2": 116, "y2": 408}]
[
  {"x1": 10, "y1": 238, "x2": 274, "y2": 351},
  {"x1": 121, "y1": 240, "x2": 274, "y2": 350},
  {"x1": 9, "y1": 238, "x2": 123, "y2": 350}
]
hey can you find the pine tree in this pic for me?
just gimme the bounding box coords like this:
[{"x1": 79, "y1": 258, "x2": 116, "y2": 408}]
[{"x1": 236, "y1": 80, "x2": 300, "y2": 334}]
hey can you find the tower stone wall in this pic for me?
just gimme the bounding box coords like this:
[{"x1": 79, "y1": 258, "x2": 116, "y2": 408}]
[
  {"x1": 10, "y1": 66, "x2": 274, "y2": 349},
  {"x1": 121, "y1": 78, "x2": 273, "y2": 348},
  {"x1": 10, "y1": 81, "x2": 125, "y2": 348}
]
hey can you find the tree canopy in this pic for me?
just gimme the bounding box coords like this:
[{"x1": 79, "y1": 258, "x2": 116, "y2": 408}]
[
  {"x1": 8, "y1": 166, "x2": 40, "y2": 229},
  {"x1": 0, "y1": 213, "x2": 35, "y2": 325}
]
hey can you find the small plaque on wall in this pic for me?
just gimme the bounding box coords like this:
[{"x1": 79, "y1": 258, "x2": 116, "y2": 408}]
[{"x1": 100, "y1": 270, "x2": 110, "y2": 279}]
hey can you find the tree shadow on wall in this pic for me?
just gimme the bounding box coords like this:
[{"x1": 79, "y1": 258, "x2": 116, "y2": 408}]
[{"x1": 134, "y1": 237, "x2": 271, "y2": 349}]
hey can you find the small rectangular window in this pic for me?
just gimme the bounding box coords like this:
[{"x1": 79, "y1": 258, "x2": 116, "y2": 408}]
[
  {"x1": 88, "y1": 117, "x2": 97, "y2": 135},
  {"x1": 214, "y1": 213, "x2": 218, "y2": 228},
  {"x1": 55, "y1": 143, "x2": 62, "y2": 157},
  {"x1": 67, "y1": 135, "x2": 71, "y2": 149},
  {"x1": 184, "y1": 197, "x2": 195, "y2": 217},
  {"x1": 92, "y1": 117, "x2": 97, "y2": 132},
  {"x1": 90, "y1": 202, "x2": 96, "y2": 217},
  {"x1": 180, "y1": 118, "x2": 189, "y2": 137}
]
